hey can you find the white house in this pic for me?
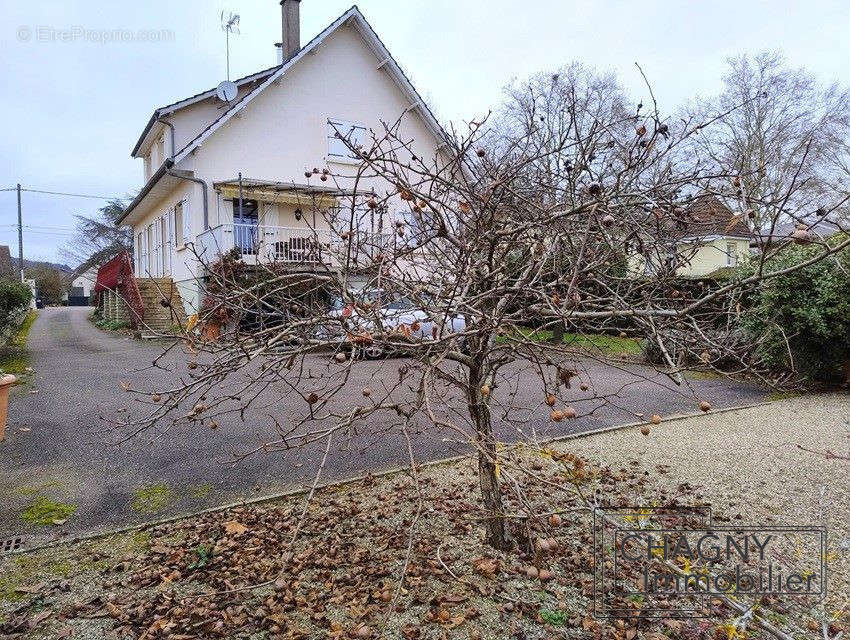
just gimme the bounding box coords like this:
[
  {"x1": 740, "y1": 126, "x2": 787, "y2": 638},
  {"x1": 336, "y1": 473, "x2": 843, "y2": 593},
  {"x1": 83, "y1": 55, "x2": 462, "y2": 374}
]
[
  {"x1": 628, "y1": 196, "x2": 753, "y2": 278},
  {"x1": 67, "y1": 269, "x2": 97, "y2": 306},
  {"x1": 118, "y1": 2, "x2": 448, "y2": 314}
]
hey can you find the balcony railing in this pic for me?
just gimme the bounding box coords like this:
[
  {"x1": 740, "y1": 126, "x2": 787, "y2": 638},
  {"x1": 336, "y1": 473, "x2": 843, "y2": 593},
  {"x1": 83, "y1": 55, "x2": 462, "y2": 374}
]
[{"x1": 195, "y1": 223, "x2": 392, "y2": 268}]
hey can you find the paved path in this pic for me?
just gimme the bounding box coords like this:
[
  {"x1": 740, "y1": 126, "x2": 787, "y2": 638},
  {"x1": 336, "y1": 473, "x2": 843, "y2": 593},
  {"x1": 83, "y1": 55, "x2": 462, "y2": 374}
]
[{"x1": 0, "y1": 307, "x2": 767, "y2": 547}]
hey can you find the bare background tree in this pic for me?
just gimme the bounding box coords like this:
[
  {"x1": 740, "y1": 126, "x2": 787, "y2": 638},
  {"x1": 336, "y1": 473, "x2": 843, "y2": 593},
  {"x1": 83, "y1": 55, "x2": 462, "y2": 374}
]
[{"x1": 689, "y1": 51, "x2": 850, "y2": 227}]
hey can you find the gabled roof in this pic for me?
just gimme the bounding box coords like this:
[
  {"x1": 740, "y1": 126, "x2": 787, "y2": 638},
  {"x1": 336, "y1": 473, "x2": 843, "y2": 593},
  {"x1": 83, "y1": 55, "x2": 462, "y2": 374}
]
[
  {"x1": 130, "y1": 65, "x2": 281, "y2": 158},
  {"x1": 121, "y1": 5, "x2": 450, "y2": 226},
  {"x1": 679, "y1": 195, "x2": 751, "y2": 240},
  {"x1": 170, "y1": 5, "x2": 450, "y2": 164}
]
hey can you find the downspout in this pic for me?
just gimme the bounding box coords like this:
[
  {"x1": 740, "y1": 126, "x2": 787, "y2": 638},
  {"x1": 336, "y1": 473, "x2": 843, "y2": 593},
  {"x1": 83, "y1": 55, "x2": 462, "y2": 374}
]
[{"x1": 165, "y1": 165, "x2": 209, "y2": 230}]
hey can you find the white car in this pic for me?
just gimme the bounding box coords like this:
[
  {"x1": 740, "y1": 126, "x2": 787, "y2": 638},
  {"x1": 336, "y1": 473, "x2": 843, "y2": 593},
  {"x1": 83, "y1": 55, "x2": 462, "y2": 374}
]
[{"x1": 322, "y1": 293, "x2": 466, "y2": 358}]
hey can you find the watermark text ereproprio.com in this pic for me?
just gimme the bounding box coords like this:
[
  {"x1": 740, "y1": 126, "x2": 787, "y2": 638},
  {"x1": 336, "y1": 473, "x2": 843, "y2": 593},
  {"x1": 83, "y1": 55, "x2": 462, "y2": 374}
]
[{"x1": 16, "y1": 25, "x2": 174, "y2": 44}]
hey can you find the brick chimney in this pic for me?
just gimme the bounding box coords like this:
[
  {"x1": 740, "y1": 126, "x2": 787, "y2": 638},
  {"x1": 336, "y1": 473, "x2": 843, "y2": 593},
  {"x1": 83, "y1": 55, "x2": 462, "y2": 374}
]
[{"x1": 280, "y1": 0, "x2": 301, "y2": 62}]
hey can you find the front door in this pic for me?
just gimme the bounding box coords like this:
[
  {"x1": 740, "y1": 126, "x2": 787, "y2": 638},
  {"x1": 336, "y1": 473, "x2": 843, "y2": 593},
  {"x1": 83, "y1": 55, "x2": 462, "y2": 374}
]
[{"x1": 233, "y1": 199, "x2": 259, "y2": 254}]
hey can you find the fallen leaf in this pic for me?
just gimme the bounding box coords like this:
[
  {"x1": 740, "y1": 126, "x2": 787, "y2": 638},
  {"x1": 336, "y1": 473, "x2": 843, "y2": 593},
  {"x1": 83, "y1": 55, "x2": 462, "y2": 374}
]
[
  {"x1": 472, "y1": 557, "x2": 499, "y2": 579},
  {"x1": 223, "y1": 520, "x2": 248, "y2": 535}
]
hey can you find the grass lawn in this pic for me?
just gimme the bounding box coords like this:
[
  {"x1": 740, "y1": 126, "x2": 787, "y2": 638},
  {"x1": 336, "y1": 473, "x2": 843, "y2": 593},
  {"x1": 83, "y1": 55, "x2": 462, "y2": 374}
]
[
  {"x1": 499, "y1": 327, "x2": 644, "y2": 356},
  {"x1": 0, "y1": 310, "x2": 37, "y2": 378}
]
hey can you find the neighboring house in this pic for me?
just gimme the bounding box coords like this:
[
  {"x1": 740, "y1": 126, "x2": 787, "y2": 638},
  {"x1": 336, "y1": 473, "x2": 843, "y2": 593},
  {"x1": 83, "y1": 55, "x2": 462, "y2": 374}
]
[
  {"x1": 117, "y1": 2, "x2": 447, "y2": 315},
  {"x1": 66, "y1": 269, "x2": 97, "y2": 306},
  {"x1": 629, "y1": 196, "x2": 752, "y2": 278},
  {"x1": 751, "y1": 219, "x2": 843, "y2": 249}
]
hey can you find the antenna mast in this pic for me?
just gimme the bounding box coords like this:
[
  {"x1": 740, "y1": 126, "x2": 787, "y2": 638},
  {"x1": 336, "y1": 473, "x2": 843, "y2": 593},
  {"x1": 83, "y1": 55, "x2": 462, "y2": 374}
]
[{"x1": 220, "y1": 11, "x2": 240, "y2": 81}]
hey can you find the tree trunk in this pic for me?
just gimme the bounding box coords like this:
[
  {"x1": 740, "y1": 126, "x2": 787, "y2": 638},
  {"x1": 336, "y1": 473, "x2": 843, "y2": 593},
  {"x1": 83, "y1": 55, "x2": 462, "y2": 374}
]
[
  {"x1": 467, "y1": 364, "x2": 511, "y2": 550},
  {"x1": 550, "y1": 321, "x2": 565, "y2": 344}
]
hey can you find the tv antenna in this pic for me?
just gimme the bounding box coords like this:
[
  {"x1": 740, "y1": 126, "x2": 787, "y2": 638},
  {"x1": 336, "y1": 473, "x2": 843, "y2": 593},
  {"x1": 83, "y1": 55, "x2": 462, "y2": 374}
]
[{"x1": 220, "y1": 10, "x2": 240, "y2": 81}]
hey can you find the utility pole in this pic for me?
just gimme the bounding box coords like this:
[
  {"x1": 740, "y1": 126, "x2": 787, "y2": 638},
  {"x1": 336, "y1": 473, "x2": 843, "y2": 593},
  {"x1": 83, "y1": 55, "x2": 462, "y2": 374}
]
[{"x1": 16, "y1": 183, "x2": 24, "y2": 282}]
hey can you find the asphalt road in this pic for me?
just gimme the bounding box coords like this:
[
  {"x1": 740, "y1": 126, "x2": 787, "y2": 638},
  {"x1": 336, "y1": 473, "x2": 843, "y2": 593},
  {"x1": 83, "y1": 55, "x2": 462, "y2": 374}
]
[{"x1": 0, "y1": 307, "x2": 767, "y2": 546}]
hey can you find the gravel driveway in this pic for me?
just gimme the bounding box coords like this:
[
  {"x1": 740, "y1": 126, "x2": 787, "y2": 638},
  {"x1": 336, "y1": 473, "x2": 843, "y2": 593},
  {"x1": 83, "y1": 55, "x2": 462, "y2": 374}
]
[
  {"x1": 561, "y1": 394, "x2": 850, "y2": 611},
  {"x1": 0, "y1": 307, "x2": 767, "y2": 547}
]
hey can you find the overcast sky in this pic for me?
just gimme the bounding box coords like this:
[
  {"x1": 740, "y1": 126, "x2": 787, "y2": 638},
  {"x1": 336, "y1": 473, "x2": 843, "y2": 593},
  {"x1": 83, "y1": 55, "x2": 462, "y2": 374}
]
[{"x1": 1, "y1": 0, "x2": 848, "y2": 265}]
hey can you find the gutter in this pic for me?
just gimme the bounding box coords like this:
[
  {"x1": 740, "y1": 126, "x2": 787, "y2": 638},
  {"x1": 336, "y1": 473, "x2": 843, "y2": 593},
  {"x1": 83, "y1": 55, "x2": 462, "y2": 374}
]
[
  {"x1": 116, "y1": 160, "x2": 209, "y2": 231},
  {"x1": 116, "y1": 159, "x2": 173, "y2": 225},
  {"x1": 130, "y1": 111, "x2": 159, "y2": 158},
  {"x1": 166, "y1": 168, "x2": 209, "y2": 230}
]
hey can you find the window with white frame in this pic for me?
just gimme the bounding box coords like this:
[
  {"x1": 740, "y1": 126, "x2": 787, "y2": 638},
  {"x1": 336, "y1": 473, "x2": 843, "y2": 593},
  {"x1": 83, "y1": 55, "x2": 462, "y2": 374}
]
[{"x1": 327, "y1": 118, "x2": 367, "y2": 160}]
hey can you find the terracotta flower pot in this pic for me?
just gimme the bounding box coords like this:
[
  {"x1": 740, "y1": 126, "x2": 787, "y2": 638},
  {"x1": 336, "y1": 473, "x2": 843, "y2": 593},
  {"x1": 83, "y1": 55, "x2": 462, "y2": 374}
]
[{"x1": 0, "y1": 374, "x2": 17, "y2": 441}]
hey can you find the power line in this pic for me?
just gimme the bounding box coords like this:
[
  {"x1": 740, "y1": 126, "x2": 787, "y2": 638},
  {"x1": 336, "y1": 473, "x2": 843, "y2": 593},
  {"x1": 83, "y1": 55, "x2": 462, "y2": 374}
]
[
  {"x1": 11, "y1": 230, "x2": 76, "y2": 237},
  {"x1": 0, "y1": 224, "x2": 75, "y2": 230},
  {"x1": 19, "y1": 188, "x2": 121, "y2": 200},
  {"x1": 0, "y1": 223, "x2": 78, "y2": 230},
  {"x1": 0, "y1": 227, "x2": 77, "y2": 234},
  {"x1": 4, "y1": 182, "x2": 125, "y2": 280}
]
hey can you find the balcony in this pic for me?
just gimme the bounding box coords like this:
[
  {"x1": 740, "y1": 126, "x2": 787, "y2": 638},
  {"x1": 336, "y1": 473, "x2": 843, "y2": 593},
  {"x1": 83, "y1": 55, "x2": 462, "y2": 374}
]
[{"x1": 195, "y1": 223, "x2": 392, "y2": 269}]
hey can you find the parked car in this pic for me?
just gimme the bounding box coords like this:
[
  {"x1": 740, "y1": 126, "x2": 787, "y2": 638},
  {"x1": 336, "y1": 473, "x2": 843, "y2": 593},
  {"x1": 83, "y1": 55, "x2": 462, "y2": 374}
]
[{"x1": 319, "y1": 291, "x2": 466, "y2": 358}]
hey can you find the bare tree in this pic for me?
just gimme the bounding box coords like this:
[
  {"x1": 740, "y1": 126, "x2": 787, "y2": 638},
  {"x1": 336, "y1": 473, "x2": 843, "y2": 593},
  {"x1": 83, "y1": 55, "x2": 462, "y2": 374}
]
[
  {"x1": 116, "y1": 75, "x2": 850, "y2": 559},
  {"x1": 689, "y1": 51, "x2": 850, "y2": 227},
  {"x1": 493, "y1": 63, "x2": 632, "y2": 343}
]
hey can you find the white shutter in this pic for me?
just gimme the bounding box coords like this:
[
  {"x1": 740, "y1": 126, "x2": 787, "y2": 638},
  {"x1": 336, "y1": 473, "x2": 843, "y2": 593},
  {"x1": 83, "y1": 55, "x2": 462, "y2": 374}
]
[
  {"x1": 167, "y1": 208, "x2": 175, "y2": 271},
  {"x1": 135, "y1": 233, "x2": 142, "y2": 276},
  {"x1": 154, "y1": 218, "x2": 162, "y2": 276},
  {"x1": 182, "y1": 198, "x2": 192, "y2": 244},
  {"x1": 351, "y1": 125, "x2": 367, "y2": 151},
  {"x1": 140, "y1": 229, "x2": 148, "y2": 276},
  {"x1": 146, "y1": 224, "x2": 154, "y2": 275}
]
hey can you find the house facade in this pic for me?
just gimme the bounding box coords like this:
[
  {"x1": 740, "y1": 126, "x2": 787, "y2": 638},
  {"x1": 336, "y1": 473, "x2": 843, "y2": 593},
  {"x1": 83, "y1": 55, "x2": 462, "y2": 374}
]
[
  {"x1": 67, "y1": 269, "x2": 97, "y2": 306},
  {"x1": 118, "y1": 3, "x2": 447, "y2": 314},
  {"x1": 629, "y1": 196, "x2": 752, "y2": 278}
]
